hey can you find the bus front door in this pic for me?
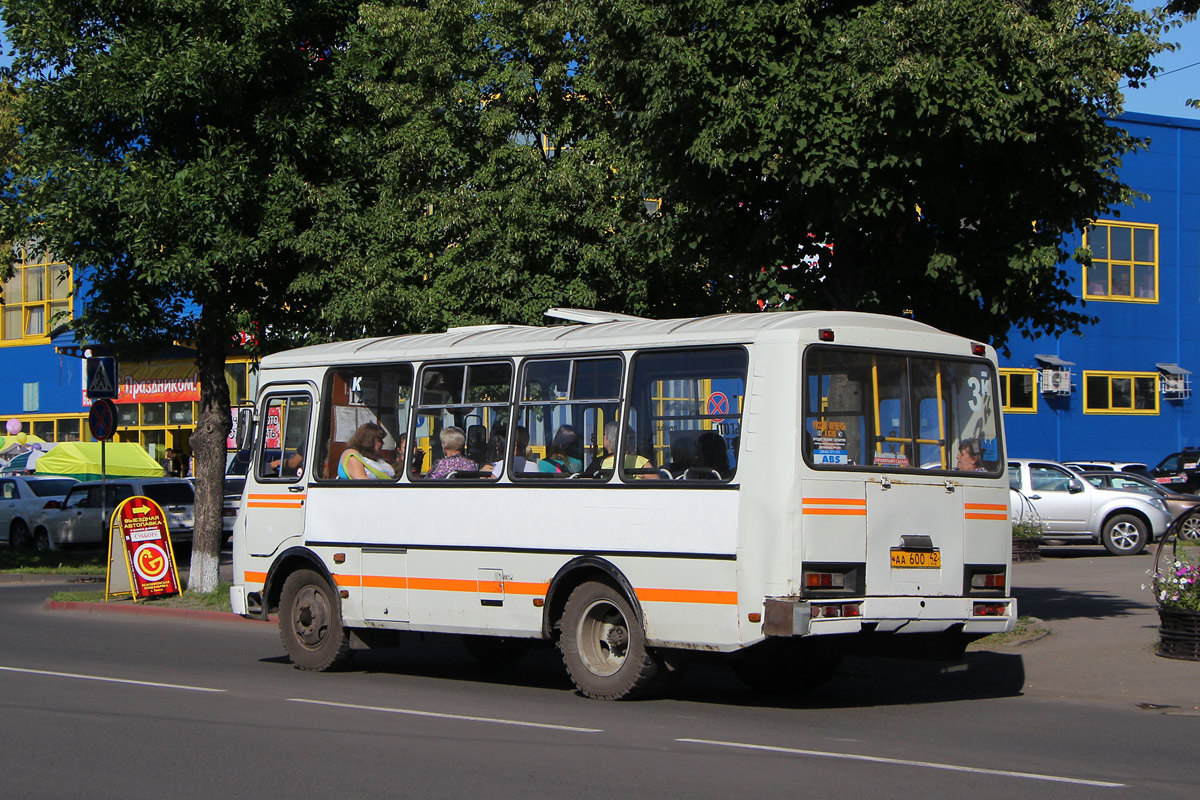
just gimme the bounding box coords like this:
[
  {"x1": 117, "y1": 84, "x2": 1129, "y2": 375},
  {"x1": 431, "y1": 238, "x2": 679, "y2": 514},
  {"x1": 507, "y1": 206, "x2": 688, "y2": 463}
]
[{"x1": 243, "y1": 391, "x2": 313, "y2": 557}]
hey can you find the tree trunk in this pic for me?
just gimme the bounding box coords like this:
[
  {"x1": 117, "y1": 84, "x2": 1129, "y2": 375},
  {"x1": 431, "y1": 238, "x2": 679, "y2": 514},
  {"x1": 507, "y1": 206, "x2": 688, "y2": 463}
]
[{"x1": 187, "y1": 328, "x2": 231, "y2": 594}]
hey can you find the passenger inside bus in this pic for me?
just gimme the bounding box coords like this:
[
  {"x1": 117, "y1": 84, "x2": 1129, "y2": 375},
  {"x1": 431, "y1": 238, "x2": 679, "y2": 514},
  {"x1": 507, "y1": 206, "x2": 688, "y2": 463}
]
[
  {"x1": 955, "y1": 439, "x2": 985, "y2": 472},
  {"x1": 594, "y1": 422, "x2": 659, "y2": 479},
  {"x1": 539, "y1": 425, "x2": 582, "y2": 474},
  {"x1": 338, "y1": 422, "x2": 396, "y2": 480},
  {"x1": 396, "y1": 433, "x2": 424, "y2": 478},
  {"x1": 426, "y1": 426, "x2": 478, "y2": 479}
]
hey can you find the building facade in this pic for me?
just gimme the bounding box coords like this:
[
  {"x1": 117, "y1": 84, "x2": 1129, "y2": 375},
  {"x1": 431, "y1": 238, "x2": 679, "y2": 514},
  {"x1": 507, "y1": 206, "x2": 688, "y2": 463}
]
[{"x1": 1000, "y1": 112, "x2": 1200, "y2": 467}]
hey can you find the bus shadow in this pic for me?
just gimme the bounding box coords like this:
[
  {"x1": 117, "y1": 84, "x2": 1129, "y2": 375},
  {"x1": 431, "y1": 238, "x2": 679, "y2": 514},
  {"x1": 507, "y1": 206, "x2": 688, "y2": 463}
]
[
  {"x1": 668, "y1": 651, "x2": 1026, "y2": 709},
  {"x1": 1012, "y1": 586, "x2": 1147, "y2": 622},
  {"x1": 262, "y1": 632, "x2": 1027, "y2": 708}
]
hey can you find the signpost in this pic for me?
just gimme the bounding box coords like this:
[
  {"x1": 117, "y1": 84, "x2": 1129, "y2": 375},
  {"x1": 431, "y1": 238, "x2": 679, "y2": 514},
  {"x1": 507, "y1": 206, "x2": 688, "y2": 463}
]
[
  {"x1": 105, "y1": 496, "x2": 181, "y2": 602},
  {"x1": 88, "y1": 396, "x2": 119, "y2": 535}
]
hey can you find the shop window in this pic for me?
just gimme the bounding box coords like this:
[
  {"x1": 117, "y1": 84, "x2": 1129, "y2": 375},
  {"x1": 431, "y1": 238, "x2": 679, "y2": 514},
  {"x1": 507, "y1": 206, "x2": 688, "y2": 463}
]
[
  {"x1": 117, "y1": 404, "x2": 139, "y2": 427},
  {"x1": 999, "y1": 369, "x2": 1038, "y2": 413},
  {"x1": 2, "y1": 244, "x2": 72, "y2": 344},
  {"x1": 141, "y1": 403, "x2": 166, "y2": 426},
  {"x1": 1083, "y1": 221, "x2": 1157, "y2": 302},
  {"x1": 168, "y1": 402, "x2": 194, "y2": 425},
  {"x1": 1083, "y1": 371, "x2": 1159, "y2": 414}
]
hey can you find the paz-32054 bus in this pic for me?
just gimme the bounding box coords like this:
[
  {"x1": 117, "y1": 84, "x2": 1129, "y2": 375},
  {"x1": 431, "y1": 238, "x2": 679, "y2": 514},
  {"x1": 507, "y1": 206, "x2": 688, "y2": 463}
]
[{"x1": 230, "y1": 308, "x2": 1014, "y2": 699}]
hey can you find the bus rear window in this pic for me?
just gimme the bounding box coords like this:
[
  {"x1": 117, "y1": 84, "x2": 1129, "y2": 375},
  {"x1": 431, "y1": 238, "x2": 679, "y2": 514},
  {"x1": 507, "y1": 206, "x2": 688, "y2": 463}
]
[{"x1": 804, "y1": 347, "x2": 1001, "y2": 474}]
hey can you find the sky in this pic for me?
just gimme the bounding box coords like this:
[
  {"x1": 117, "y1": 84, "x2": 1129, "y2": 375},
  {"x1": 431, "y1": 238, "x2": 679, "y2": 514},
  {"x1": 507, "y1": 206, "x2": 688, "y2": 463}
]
[{"x1": 0, "y1": 7, "x2": 1198, "y2": 118}]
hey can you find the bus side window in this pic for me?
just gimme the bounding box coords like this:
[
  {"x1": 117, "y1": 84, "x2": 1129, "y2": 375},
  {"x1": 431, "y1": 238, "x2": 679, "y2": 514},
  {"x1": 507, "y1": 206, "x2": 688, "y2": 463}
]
[{"x1": 627, "y1": 347, "x2": 747, "y2": 483}]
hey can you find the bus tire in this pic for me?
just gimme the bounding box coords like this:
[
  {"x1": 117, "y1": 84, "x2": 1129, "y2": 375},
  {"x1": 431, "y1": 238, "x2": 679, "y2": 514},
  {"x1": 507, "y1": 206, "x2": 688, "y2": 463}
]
[
  {"x1": 1101, "y1": 514, "x2": 1147, "y2": 556},
  {"x1": 559, "y1": 581, "x2": 662, "y2": 700},
  {"x1": 279, "y1": 569, "x2": 353, "y2": 671},
  {"x1": 732, "y1": 639, "x2": 842, "y2": 693}
]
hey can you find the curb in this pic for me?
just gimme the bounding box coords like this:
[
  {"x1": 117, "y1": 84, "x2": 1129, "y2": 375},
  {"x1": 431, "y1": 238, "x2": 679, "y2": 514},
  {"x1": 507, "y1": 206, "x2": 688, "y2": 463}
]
[{"x1": 44, "y1": 598, "x2": 271, "y2": 625}]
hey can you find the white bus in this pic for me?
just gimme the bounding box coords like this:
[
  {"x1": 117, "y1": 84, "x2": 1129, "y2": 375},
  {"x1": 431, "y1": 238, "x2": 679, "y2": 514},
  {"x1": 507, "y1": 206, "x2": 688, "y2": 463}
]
[{"x1": 230, "y1": 308, "x2": 1015, "y2": 699}]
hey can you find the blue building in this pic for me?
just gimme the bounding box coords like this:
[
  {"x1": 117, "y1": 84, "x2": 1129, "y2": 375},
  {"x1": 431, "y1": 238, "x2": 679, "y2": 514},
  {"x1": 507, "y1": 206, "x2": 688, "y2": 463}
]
[{"x1": 1000, "y1": 112, "x2": 1200, "y2": 467}]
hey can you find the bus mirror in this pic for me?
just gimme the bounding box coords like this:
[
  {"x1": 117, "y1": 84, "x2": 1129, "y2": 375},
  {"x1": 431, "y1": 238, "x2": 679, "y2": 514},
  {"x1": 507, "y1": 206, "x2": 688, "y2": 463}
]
[{"x1": 235, "y1": 407, "x2": 256, "y2": 451}]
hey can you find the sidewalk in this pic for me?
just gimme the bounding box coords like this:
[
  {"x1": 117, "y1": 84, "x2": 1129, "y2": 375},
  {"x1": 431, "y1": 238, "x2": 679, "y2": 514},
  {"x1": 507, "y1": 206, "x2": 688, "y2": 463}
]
[{"x1": 1007, "y1": 546, "x2": 1200, "y2": 713}]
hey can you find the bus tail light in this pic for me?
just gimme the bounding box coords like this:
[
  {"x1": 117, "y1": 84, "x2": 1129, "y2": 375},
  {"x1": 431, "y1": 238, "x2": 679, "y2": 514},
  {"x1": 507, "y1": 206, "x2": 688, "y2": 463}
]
[
  {"x1": 972, "y1": 602, "x2": 1008, "y2": 617},
  {"x1": 812, "y1": 602, "x2": 861, "y2": 619},
  {"x1": 802, "y1": 563, "x2": 862, "y2": 597},
  {"x1": 805, "y1": 571, "x2": 845, "y2": 589},
  {"x1": 970, "y1": 572, "x2": 1005, "y2": 591}
]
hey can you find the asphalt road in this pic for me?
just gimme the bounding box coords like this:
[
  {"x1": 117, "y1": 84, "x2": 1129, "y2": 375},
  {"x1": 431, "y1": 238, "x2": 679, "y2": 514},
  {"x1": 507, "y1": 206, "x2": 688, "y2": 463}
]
[{"x1": 0, "y1": 549, "x2": 1196, "y2": 800}]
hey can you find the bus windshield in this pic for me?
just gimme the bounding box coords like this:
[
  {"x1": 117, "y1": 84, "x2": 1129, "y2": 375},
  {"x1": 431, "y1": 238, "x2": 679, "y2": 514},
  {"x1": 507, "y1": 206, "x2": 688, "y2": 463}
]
[{"x1": 804, "y1": 346, "x2": 1001, "y2": 474}]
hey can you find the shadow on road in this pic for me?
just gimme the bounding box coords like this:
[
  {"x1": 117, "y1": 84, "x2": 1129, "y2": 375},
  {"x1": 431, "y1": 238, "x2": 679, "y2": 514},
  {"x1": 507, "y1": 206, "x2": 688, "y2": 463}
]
[
  {"x1": 260, "y1": 632, "x2": 1026, "y2": 709},
  {"x1": 1013, "y1": 585, "x2": 1147, "y2": 622}
]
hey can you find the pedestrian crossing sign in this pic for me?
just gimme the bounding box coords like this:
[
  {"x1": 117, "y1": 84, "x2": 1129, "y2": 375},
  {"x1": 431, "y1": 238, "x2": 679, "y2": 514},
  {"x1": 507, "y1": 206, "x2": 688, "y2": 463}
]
[{"x1": 86, "y1": 356, "x2": 118, "y2": 400}]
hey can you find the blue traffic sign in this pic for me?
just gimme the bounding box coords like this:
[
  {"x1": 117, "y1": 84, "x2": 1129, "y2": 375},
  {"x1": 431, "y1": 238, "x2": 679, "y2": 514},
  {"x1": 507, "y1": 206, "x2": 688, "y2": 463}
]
[
  {"x1": 86, "y1": 356, "x2": 119, "y2": 400},
  {"x1": 89, "y1": 398, "x2": 118, "y2": 441}
]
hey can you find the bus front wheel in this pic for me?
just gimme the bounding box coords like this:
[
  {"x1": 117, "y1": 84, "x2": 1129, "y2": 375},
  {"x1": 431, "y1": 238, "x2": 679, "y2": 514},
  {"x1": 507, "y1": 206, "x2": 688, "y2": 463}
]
[
  {"x1": 559, "y1": 581, "x2": 662, "y2": 700},
  {"x1": 279, "y1": 569, "x2": 353, "y2": 671}
]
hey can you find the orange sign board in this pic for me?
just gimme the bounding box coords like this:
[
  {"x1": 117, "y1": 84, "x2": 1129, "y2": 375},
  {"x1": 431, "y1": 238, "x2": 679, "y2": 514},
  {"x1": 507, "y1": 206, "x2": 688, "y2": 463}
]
[{"x1": 105, "y1": 496, "x2": 181, "y2": 601}]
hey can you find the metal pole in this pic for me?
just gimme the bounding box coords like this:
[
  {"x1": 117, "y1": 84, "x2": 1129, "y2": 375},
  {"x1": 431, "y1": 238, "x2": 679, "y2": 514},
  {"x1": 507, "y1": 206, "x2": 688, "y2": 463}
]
[{"x1": 100, "y1": 438, "x2": 107, "y2": 534}]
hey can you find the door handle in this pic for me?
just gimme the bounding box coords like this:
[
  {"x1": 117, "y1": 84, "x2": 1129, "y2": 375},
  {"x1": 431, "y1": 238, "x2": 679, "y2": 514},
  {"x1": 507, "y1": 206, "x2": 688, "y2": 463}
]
[
  {"x1": 288, "y1": 485, "x2": 305, "y2": 493},
  {"x1": 1028, "y1": 494, "x2": 1041, "y2": 500}
]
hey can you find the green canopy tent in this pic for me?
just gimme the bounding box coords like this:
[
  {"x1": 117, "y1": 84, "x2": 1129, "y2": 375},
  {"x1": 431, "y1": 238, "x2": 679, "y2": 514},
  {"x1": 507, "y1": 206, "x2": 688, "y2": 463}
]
[{"x1": 34, "y1": 442, "x2": 163, "y2": 481}]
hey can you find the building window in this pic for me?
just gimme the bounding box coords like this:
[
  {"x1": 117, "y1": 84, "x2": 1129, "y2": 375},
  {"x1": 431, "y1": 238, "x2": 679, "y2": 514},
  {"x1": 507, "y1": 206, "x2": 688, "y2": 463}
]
[
  {"x1": 1083, "y1": 221, "x2": 1157, "y2": 302},
  {"x1": 999, "y1": 369, "x2": 1038, "y2": 413},
  {"x1": 2, "y1": 243, "x2": 72, "y2": 344},
  {"x1": 1083, "y1": 371, "x2": 1159, "y2": 414}
]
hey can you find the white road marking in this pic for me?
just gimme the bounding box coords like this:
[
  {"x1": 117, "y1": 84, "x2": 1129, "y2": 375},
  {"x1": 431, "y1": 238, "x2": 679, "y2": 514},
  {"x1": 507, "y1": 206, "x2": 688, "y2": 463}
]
[
  {"x1": 289, "y1": 697, "x2": 603, "y2": 733},
  {"x1": 676, "y1": 738, "x2": 1125, "y2": 788},
  {"x1": 0, "y1": 665, "x2": 225, "y2": 693}
]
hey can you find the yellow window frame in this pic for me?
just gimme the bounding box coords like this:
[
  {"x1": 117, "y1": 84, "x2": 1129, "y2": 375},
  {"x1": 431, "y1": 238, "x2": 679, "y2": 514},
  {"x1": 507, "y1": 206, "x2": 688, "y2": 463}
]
[
  {"x1": 2, "y1": 244, "x2": 73, "y2": 346},
  {"x1": 999, "y1": 368, "x2": 1039, "y2": 414},
  {"x1": 1082, "y1": 370, "x2": 1159, "y2": 415},
  {"x1": 1082, "y1": 221, "x2": 1158, "y2": 303}
]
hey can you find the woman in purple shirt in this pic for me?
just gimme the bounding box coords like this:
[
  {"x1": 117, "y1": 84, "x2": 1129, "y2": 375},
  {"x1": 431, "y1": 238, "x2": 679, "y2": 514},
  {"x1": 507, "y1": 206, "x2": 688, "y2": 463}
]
[{"x1": 426, "y1": 426, "x2": 478, "y2": 479}]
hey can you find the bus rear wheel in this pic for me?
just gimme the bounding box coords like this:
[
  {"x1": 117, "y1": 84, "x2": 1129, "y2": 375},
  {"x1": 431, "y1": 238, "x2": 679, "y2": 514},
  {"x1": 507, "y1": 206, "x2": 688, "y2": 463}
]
[
  {"x1": 559, "y1": 581, "x2": 662, "y2": 700},
  {"x1": 279, "y1": 569, "x2": 352, "y2": 671}
]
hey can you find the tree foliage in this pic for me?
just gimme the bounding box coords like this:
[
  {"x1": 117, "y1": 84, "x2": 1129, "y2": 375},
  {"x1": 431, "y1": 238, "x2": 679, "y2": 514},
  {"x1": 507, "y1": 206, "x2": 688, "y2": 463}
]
[
  {"x1": 290, "y1": 0, "x2": 709, "y2": 336},
  {"x1": 0, "y1": 0, "x2": 369, "y2": 591},
  {"x1": 582, "y1": 0, "x2": 1176, "y2": 350}
]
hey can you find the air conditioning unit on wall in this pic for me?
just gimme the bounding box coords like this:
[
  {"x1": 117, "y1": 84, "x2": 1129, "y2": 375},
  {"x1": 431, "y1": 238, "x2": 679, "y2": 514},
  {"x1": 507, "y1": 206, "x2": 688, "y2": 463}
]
[{"x1": 1040, "y1": 369, "x2": 1072, "y2": 395}]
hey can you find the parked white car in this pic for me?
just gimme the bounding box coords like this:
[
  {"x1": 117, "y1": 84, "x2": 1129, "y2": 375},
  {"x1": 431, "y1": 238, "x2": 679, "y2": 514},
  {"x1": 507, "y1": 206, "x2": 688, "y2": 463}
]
[
  {"x1": 29, "y1": 477, "x2": 194, "y2": 550},
  {"x1": 0, "y1": 475, "x2": 80, "y2": 548},
  {"x1": 1008, "y1": 458, "x2": 1172, "y2": 555}
]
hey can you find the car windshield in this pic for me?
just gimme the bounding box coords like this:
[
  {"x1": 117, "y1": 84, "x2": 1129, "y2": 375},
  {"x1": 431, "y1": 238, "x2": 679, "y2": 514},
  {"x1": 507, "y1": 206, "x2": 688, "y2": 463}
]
[
  {"x1": 143, "y1": 483, "x2": 194, "y2": 505},
  {"x1": 26, "y1": 479, "x2": 78, "y2": 497}
]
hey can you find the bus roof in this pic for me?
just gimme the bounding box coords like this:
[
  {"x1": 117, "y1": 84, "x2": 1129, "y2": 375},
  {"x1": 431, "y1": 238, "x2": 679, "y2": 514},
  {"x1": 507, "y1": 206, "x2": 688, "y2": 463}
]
[{"x1": 259, "y1": 309, "x2": 961, "y2": 369}]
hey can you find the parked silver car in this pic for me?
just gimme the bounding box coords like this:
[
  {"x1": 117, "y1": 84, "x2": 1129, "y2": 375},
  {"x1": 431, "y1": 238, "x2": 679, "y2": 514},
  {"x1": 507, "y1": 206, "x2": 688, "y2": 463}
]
[
  {"x1": 1008, "y1": 458, "x2": 1172, "y2": 555},
  {"x1": 30, "y1": 477, "x2": 194, "y2": 550},
  {"x1": 0, "y1": 475, "x2": 80, "y2": 548}
]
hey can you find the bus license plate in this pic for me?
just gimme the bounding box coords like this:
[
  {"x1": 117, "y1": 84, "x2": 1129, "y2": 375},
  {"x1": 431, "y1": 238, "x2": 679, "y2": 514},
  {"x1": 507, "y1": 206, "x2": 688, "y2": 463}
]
[{"x1": 890, "y1": 548, "x2": 941, "y2": 569}]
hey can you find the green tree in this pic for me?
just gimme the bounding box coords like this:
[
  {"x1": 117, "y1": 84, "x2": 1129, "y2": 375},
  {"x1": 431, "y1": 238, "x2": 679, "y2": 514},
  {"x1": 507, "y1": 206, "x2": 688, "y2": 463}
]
[
  {"x1": 582, "y1": 0, "x2": 1176, "y2": 350},
  {"x1": 291, "y1": 0, "x2": 710, "y2": 335},
  {"x1": 0, "y1": 0, "x2": 368, "y2": 591}
]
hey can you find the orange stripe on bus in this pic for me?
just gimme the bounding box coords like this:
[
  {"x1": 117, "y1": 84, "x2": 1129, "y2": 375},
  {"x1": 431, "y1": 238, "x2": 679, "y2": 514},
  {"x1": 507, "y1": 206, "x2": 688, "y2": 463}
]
[
  {"x1": 966, "y1": 513, "x2": 1009, "y2": 520},
  {"x1": 246, "y1": 501, "x2": 305, "y2": 509},
  {"x1": 247, "y1": 493, "x2": 306, "y2": 500},
  {"x1": 361, "y1": 575, "x2": 407, "y2": 589},
  {"x1": 965, "y1": 503, "x2": 1007, "y2": 511},
  {"x1": 803, "y1": 498, "x2": 867, "y2": 506},
  {"x1": 408, "y1": 577, "x2": 479, "y2": 593},
  {"x1": 244, "y1": 571, "x2": 267, "y2": 584},
  {"x1": 802, "y1": 508, "x2": 867, "y2": 516},
  {"x1": 635, "y1": 588, "x2": 738, "y2": 605},
  {"x1": 505, "y1": 581, "x2": 551, "y2": 596}
]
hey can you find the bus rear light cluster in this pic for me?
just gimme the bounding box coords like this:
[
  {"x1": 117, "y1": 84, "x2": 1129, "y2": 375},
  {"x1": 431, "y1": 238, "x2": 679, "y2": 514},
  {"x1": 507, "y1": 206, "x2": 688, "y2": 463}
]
[
  {"x1": 805, "y1": 571, "x2": 846, "y2": 589},
  {"x1": 970, "y1": 572, "x2": 1006, "y2": 590},
  {"x1": 812, "y1": 602, "x2": 861, "y2": 619},
  {"x1": 972, "y1": 602, "x2": 1008, "y2": 617}
]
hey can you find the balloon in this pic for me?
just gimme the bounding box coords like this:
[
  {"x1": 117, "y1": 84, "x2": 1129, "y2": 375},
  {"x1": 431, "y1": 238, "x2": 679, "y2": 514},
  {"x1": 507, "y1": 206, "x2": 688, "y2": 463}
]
[
  {"x1": 16, "y1": 432, "x2": 26, "y2": 445},
  {"x1": 5, "y1": 419, "x2": 20, "y2": 435}
]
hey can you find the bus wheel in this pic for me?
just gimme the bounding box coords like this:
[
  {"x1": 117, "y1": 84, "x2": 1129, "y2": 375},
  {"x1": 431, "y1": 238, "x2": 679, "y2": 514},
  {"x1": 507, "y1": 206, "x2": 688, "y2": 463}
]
[
  {"x1": 732, "y1": 639, "x2": 842, "y2": 693},
  {"x1": 461, "y1": 635, "x2": 532, "y2": 665},
  {"x1": 1102, "y1": 514, "x2": 1147, "y2": 556},
  {"x1": 559, "y1": 581, "x2": 662, "y2": 700},
  {"x1": 279, "y1": 569, "x2": 353, "y2": 671}
]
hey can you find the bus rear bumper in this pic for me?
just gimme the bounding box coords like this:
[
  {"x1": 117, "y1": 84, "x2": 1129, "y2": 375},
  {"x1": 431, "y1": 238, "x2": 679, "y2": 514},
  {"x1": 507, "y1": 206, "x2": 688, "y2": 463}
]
[{"x1": 763, "y1": 596, "x2": 1017, "y2": 638}]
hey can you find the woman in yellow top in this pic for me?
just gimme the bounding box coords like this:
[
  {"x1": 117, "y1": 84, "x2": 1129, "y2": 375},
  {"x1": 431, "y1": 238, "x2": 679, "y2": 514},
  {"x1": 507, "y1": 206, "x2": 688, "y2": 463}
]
[{"x1": 339, "y1": 422, "x2": 396, "y2": 480}]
